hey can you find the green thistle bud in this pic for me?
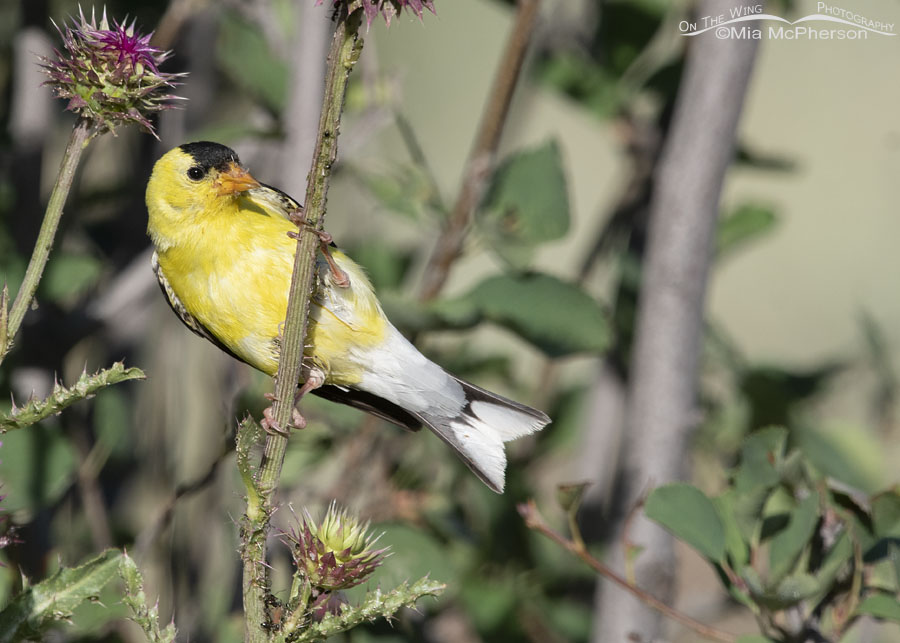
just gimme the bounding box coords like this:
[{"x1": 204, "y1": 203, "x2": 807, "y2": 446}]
[
  {"x1": 40, "y1": 7, "x2": 184, "y2": 138},
  {"x1": 285, "y1": 502, "x2": 388, "y2": 591}
]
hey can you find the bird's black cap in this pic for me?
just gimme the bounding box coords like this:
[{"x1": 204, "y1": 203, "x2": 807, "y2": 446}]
[{"x1": 179, "y1": 141, "x2": 241, "y2": 173}]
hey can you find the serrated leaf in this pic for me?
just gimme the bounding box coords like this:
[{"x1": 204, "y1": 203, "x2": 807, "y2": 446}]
[
  {"x1": 716, "y1": 204, "x2": 777, "y2": 259},
  {"x1": 768, "y1": 491, "x2": 820, "y2": 583},
  {"x1": 236, "y1": 415, "x2": 264, "y2": 515},
  {"x1": 855, "y1": 593, "x2": 900, "y2": 622},
  {"x1": 646, "y1": 483, "x2": 726, "y2": 561},
  {"x1": 289, "y1": 576, "x2": 445, "y2": 641},
  {"x1": 443, "y1": 273, "x2": 608, "y2": 357},
  {"x1": 0, "y1": 362, "x2": 145, "y2": 433},
  {"x1": 120, "y1": 553, "x2": 176, "y2": 643},
  {"x1": 0, "y1": 549, "x2": 122, "y2": 642}
]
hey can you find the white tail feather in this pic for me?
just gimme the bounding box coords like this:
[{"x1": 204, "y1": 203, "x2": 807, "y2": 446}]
[
  {"x1": 357, "y1": 326, "x2": 550, "y2": 492},
  {"x1": 417, "y1": 377, "x2": 550, "y2": 493}
]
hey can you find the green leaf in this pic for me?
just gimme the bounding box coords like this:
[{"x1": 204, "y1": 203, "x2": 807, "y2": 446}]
[
  {"x1": 768, "y1": 491, "x2": 820, "y2": 583},
  {"x1": 713, "y1": 491, "x2": 750, "y2": 567},
  {"x1": 736, "y1": 636, "x2": 777, "y2": 643},
  {"x1": 765, "y1": 573, "x2": 819, "y2": 609},
  {"x1": 646, "y1": 483, "x2": 726, "y2": 561},
  {"x1": 356, "y1": 164, "x2": 437, "y2": 220},
  {"x1": 730, "y1": 428, "x2": 789, "y2": 541},
  {"x1": 794, "y1": 423, "x2": 884, "y2": 493},
  {"x1": 872, "y1": 490, "x2": 900, "y2": 537},
  {"x1": 479, "y1": 141, "x2": 570, "y2": 266},
  {"x1": 557, "y1": 482, "x2": 590, "y2": 516},
  {"x1": 813, "y1": 529, "x2": 852, "y2": 591},
  {"x1": 537, "y1": 52, "x2": 622, "y2": 118},
  {"x1": 716, "y1": 204, "x2": 777, "y2": 259},
  {"x1": 39, "y1": 253, "x2": 102, "y2": 303},
  {"x1": 733, "y1": 427, "x2": 788, "y2": 494},
  {"x1": 0, "y1": 549, "x2": 122, "y2": 642},
  {"x1": 855, "y1": 593, "x2": 900, "y2": 622},
  {"x1": 217, "y1": 12, "x2": 288, "y2": 112},
  {"x1": 0, "y1": 362, "x2": 145, "y2": 433},
  {"x1": 447, "y1": 272, "x2": 608, "y2": 357}
]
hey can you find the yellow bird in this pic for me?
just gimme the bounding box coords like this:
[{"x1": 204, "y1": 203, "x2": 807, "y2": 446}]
[{"x1": 145, "y1": 141, "x2": 549, "y2": 492}]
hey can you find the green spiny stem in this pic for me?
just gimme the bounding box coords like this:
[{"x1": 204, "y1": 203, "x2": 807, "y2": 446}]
[
  {"x1": 1, "y1": 117, "x2": 95, "y2": 364},
  {"x1": 240, "y1": 8, "x2": 363, "y2": 642}
]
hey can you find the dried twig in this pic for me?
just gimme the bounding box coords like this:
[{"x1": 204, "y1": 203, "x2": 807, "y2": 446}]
[
  {"x1": 518, "y1": 500, "x2": 736, "y2": 643},
  {"x1": 418, "y1": 0, "x2": 541, "y2": 301}
]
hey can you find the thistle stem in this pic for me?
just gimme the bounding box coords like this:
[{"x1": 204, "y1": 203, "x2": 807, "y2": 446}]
[
  {"x1": 240, "y1": 8, "x2": 363, "y2": 642},
  {"x1": 1, "y1": 117, "x2": 94, "y2": 364}
]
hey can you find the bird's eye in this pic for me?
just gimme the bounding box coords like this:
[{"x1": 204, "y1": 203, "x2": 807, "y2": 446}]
[{"x1": 187, "y1": 166, "x2": 205, "y2": 181}]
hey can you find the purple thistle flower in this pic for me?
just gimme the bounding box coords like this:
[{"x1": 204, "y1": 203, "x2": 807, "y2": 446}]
[
  {"x1": 317, "y1": 0, "x2": 436, "y2": 27},
  {"x1": 40, "y1": 7, "x2": 184, "y2": 138},
  {"x1": 89, "y1": 18, "x2": 166, "y2": 74}
]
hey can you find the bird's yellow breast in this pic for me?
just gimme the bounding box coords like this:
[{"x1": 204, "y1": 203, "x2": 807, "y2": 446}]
[{"x1": 152, "y1": 198, "x2": 388, "y2": 386}]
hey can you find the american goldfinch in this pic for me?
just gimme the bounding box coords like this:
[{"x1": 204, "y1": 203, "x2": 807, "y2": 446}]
[{"x1": 145, "y1": 141, "x2": 549, "y2": 492}]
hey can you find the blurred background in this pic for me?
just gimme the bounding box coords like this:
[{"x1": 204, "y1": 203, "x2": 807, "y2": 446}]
[{"x1": 1, "y1": 0, "x2": 899, "y2": 641}]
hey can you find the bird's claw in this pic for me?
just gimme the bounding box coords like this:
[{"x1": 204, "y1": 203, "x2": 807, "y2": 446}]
[
  {"x1": 285, "y1": 223, "x2": 350, "y2": 289},
  {"x1": 260, "y1": 402, "x2": 306, "y2": 437}
]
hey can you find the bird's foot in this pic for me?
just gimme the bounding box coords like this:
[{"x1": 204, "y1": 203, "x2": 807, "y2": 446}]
[
  {"x1": 260, "y1": 393, "x2": 307, "y2": 436},
  {"x1": 286, "y1": 213, "x2": 350, "y2": 289}
]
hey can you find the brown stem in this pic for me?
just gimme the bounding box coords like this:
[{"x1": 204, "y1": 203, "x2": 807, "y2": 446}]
[
  {"x1": 518, "y1": 500, "x2": 736, "y2": 643},
  {"x1": 240, "y1": 8, "x2": 362, "y2": 642},
  {"x1": 418, "y1": 0, "x2": 541, "y2": 301}
]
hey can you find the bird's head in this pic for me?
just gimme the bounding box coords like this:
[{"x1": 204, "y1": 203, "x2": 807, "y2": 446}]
[{"x1": 146, "y1": 141, "x2": 261, "y2": 248}]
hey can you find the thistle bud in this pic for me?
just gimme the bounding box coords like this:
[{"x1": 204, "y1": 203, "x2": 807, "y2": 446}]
[
  {"x1": 317, "y1": 0, "x2": 436, "y2": 27},
  {"x1": 40, "y1": 7, "x2": 183, "y2": 137},
  {"x1": 284, "y1": 502, "x2": 388, "y2": 591}
]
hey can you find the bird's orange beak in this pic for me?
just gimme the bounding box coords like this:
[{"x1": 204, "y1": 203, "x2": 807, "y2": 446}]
[{"x1": 215, "y1": 162, "x2": 261, "y2": 196}]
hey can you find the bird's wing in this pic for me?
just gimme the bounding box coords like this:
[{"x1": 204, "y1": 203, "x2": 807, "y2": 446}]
[
  {"x1": 314, "y1": 385, "x2": 422, "y2": 431},
  {"x1": 152, "y1": 252, "x2": 420, "y2": 432},
  {"x1": 244, "y1": 183, "x2": 303, "y2": 220},
  {"x1": 152, "y1": 251, "x2": 245, "y2": 362}
]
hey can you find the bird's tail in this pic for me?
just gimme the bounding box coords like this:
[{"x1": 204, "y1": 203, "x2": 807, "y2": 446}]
[{"x1": 414, "y1": 376, "x2": 550, "y2": 493}]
